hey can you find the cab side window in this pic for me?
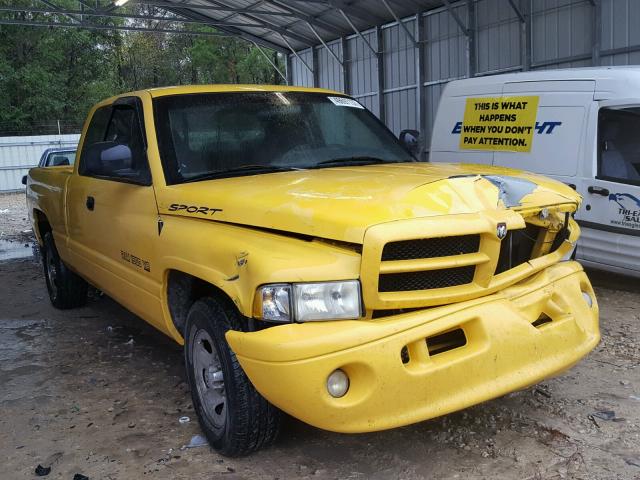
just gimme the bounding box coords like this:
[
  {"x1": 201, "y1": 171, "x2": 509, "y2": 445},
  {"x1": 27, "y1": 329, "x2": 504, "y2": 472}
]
[
  {"x1": 598, "y1": 108, "x2": 640, "y2": 185},
  {"x1": 79, "y1": 101, "x2": 151, "y2": 185}
]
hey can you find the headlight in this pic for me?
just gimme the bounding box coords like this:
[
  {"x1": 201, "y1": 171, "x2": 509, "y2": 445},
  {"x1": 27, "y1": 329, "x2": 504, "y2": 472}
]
[
  {"x1": 257, "y1": 280, "x2": 362, "y2": 322},
  {"x1": 260, "y1": 284, "x2": 292, "y2": 323}
]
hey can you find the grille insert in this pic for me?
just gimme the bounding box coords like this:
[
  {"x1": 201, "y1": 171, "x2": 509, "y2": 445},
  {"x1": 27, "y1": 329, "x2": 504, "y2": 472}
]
[
  {"x1": 382, "y1": 235, "x2": 480, "y2": 261},
  {"x1": 495, "y1": 224, "x2": 542, "y2": 274},
  {"x1": 378, "y1": 266, "x2": 475, "y2": 292}
]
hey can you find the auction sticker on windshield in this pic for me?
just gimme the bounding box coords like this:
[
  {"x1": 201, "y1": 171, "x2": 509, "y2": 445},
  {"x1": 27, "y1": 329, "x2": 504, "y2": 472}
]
[
  {"x1": 459, "y1": 96, "x2": 539, "y2": 152},
  {"x1": 328, "y1": 96, "x2": 364, "y2": 109}
]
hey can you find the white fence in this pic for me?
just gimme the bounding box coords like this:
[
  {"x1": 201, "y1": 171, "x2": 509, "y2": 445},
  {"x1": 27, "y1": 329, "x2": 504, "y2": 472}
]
[{"x1": 0, "y1": 134, "x2": 80, "y2": 192}]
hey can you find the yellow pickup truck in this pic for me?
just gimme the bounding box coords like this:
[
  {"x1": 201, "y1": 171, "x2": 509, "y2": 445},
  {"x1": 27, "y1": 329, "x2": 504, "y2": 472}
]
[{"x1": 25, "y1": 85, "x2": 600, "y2": 456}]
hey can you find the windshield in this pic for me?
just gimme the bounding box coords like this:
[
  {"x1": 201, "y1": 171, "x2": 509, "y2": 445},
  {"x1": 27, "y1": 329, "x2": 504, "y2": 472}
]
[{"x1": 153, "y1": 92, "x2": 413, "y2": 184}]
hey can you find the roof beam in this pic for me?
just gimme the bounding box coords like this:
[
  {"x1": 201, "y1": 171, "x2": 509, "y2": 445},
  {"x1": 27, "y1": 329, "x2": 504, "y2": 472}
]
[
  {"x1": 379, "y1": 0, "x2": 416, "y2": 46},
  {"x1": 507, "y1": 0, "x2": 525, "y2": 23},
  {"x1": 0, "y1": 5, "x2": 264, "y2": 27},
  {"x1": 0, "y1": 17, "x2": 230, "y2": 36},
  {"x1": 138, "y1": 0, "x2": 298, "y2": 16},
  {"x1": 293, "y1": 0, "x2": 384, "y2": 26},
  {"x1": 38, "y1": 0, "x2": 81, "y2": 22},
  {"x1": 339, "y1": 8, "x2": 377, "y2": 55},
  {"x1": 198, "y1": 0, "x2": 317, "y2": 46},
  {"x1": 306, "y1": 21, "x2": 343, "y2": 66},
  {"x1": 279, "y1": 33, "x2": 314, "y2": 74},
  {"x1": 160, "y1": 5, "x2": 290, "y2": 53},
  {"x1": 252, "y1": 41, "x2": 287, "y2": 83},
  {"x1": 442, "y1": 0, "x2": 469, "y2": 36},
  {"x1": 262, "y1": 0, "x2": 343, "y2": 36}
]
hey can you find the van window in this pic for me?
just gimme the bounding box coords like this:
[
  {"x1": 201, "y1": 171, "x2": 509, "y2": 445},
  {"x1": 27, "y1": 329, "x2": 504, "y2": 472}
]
[{"x1": 598, "y1": 107, "x2": 640, "y2": 185}]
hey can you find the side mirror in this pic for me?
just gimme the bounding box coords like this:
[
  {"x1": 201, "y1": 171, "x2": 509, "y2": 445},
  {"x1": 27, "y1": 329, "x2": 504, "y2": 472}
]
[
  {"x1": 101, "y1": 144, "x2": 132, "y2": 168},
  {"x1": 83, "y1": 142, "x2": 133, "y2": 176},
  {"x1": 21, "y1": 175, "x2": 27, "y2": 186},
  {"x1": 399, "y1": 129, "x2": 420, "y2": 156}
]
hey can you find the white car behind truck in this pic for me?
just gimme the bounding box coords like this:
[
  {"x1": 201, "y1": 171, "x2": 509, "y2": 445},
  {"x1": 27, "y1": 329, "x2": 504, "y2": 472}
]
[{"x1": 430, "y1": 67, "x2": 640, "y2": 278}]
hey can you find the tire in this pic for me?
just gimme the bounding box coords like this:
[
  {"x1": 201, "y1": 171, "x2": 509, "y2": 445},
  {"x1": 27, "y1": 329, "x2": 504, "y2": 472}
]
[
  {"x1": 184, "y1": 296, "x2": 281, "y2": 457},
  {"x1": 42, "y1": 232, "x2": 88, "y2": 309}
]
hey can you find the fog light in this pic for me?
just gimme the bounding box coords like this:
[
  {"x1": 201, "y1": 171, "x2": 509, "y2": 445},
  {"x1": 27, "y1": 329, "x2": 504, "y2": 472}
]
[
  {"x1": 327, "y1": 369, "x2": 349, "y2": 398},
  {"x1": 582, "y1": 291, "x2": 593, "y2": 308}
]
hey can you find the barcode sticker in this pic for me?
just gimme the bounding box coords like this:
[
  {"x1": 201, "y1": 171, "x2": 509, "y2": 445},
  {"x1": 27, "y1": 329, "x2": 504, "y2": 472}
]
[{"x1": 328, "y1": 96, "x2": 364, "y2": 109}]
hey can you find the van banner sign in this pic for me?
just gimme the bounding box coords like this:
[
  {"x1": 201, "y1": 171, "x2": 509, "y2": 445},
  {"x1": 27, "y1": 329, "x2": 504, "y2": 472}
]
[{"x1": 459, "y1": 96, "x2": 539, "y2": 152}]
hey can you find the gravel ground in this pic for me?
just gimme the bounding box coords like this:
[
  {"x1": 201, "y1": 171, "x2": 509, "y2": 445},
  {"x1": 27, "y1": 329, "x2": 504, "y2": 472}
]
[
  {"x1": 0, "y1": 192, "x2": 33, "y2": 242},
  {"x1": 1, "y1": 192, "x2": 639, "y2": 479}
]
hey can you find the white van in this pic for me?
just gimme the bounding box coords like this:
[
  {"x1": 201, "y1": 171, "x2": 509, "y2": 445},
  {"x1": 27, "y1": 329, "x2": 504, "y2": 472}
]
[{"x1": 430, "y1": 67, "x2": 640, "y2": 278}]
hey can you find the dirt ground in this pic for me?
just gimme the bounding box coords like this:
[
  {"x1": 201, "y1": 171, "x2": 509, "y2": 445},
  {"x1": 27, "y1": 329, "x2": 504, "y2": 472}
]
[{"x1": 1, "y1": 191, "x2": 640, "y2": 480}]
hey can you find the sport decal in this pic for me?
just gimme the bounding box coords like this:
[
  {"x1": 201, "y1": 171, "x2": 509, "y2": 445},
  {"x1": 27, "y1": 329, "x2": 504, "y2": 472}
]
[{"x1": 168, "y1": 204, "x2": 222, "y2": 216}]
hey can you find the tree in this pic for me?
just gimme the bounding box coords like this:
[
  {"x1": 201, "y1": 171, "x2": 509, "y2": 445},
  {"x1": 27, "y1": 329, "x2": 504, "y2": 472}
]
[{"x1": 0, "y1": 2, "x2": 284, "y2": 135}]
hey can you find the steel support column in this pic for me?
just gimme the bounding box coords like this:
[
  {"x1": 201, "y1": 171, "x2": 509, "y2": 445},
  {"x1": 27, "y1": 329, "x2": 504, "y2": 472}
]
[
  {"x1": 523, "y1": 0, "x2": 532, "y2": 71},
  {"x1": 417, "y1": 14, "x2": 427, "y2": 160},
  {"x1": 592, "y1": 0, "x2": 601, "y2": 66},
  {"x1": 467, "y1": 0, "x2": 476, "y2": 77},
  {"x1": 376, "y1": 26, "x2": 386, "y2": 123},
  {"x1": 286, "y1": 53, "x2": 293, "y2": 85},
  {"x1": 312, "y1": 47, "x2": 320, "y2": 87},
  {"x1": 341, "y1": 36, "x2": 350, "y2": 94}
]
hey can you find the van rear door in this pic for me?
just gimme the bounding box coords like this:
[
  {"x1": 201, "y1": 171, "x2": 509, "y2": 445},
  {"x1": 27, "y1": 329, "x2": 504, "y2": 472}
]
[
  {"x1": 493, "y1": 80, "x2": 595, "y2": 180},
  {"x1": 577, "y1": 102, "x2": 640, "y2": 276}
]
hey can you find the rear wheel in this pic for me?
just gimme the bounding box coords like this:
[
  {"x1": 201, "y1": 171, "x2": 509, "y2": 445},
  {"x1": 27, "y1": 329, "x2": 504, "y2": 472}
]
[
  {"x1": 184, "y1": 296, "x2": 281, "y2": 457},
  {"x1": 42, "y1": 232, "x2": 88, "y2": 309}
]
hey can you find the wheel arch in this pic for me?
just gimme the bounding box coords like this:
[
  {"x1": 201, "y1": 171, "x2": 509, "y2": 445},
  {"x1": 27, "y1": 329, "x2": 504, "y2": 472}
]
[
  {"x1": 164, "y1": 267, "x2": 251, "y2": 342},
  {"x1": 32, "y1": 208, "x2": 51, "y2": 245}
]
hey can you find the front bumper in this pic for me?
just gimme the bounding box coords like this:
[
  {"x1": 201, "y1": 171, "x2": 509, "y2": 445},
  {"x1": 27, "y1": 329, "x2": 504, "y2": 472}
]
[{"x1": 226, "y1": 261, "x2": 599, "y2": 433}]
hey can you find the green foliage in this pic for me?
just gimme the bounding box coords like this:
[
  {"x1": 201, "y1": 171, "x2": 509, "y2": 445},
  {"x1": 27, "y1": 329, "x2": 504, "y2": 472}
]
[{"x1": 0, "y1": 4, "x2": 284, "y2": 135}]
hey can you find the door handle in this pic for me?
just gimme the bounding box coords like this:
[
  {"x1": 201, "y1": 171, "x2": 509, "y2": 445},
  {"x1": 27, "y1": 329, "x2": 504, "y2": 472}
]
[
  {"x1": 86, "y1": 196, "x2": 95, "y2": 211},
  {"x1": 587, "y1": 186, "x2": 609, "y2": 196}
]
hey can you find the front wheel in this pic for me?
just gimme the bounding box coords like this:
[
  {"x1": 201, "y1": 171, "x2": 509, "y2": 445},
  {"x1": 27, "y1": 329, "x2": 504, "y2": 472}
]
[
  {"x1": 42, "y1": 232, "x2": 88, "y2": 309},
  {"x1": 184, "y1": 297, "x2": 281, "y2": 457}
]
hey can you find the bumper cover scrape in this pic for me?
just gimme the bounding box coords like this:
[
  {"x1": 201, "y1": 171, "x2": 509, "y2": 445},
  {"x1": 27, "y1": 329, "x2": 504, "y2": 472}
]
[{"x1": 226, "y1": 261, "x2": 599, "y2": 433}]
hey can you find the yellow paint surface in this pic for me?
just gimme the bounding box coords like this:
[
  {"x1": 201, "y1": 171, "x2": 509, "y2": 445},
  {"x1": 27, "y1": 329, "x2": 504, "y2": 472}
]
[{"x1": 25, "y1": 85, "x2": 599, "y2": 434}]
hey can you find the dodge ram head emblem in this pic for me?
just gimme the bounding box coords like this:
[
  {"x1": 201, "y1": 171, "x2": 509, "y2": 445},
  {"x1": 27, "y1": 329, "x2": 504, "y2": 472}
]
[{"x1": 496, "y1": 223, "x2": 508, "y2": 240}]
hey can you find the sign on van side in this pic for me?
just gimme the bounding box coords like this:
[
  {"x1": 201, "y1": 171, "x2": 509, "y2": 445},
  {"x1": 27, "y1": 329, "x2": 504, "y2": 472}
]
[{"x1": 459, "y1": 96, "x2": 539, "y2": 152}]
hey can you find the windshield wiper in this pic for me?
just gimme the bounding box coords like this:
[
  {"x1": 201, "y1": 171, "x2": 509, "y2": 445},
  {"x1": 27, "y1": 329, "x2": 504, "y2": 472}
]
[
  {"x1": 183, "y1": 165, "x2": 299, "y2": 183},
  {"x1": 312, "y1": 156, "x2": 409, "y2": 168}
]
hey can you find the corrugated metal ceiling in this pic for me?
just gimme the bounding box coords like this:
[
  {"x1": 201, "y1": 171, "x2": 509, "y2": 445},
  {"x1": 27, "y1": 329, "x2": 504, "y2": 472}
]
[{"x1": 160, "y1": 0, "x2": 445, "y2": 52}]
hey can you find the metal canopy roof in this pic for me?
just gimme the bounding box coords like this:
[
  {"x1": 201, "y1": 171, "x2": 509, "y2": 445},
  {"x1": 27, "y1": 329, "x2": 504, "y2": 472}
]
[{"x1": 152, "y1": 0, "x2": 445, "y2": 53}]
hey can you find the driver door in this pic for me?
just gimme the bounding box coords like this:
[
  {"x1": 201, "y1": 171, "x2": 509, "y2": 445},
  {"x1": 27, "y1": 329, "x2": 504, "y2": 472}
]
[{"x1": 66, "y1": 97, "x2": 165, "y2": 326}]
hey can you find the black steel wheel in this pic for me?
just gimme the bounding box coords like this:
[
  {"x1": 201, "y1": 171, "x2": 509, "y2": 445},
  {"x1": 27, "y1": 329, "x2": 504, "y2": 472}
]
[
  {"x1": 42, "y1": 232, "x2": 88, "y2": 309},
  {"x1": 184, "y1": 296, "x2": 281, "y2": 457}
]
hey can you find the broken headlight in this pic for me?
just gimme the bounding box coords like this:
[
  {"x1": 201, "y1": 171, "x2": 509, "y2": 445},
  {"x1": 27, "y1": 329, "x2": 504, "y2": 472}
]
[{"x1": 257, "y1": 281, "x2": 362, "y2": 322}]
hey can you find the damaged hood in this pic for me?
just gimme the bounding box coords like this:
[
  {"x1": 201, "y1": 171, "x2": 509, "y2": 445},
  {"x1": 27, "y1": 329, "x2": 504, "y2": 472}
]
[{"x1": 156, "y1": 162, "x2": 580, "y2": 244}]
